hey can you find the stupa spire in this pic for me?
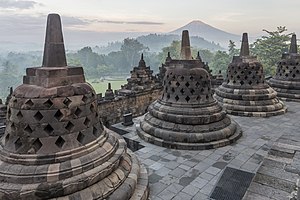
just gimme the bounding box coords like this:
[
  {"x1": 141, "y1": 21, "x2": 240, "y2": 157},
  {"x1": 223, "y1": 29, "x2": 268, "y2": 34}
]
[
  {"x1": 289, "y1": 34, "x2": 298, "y2": 54},
  {"x1": 42, "y1": 13, "x2": 67, "y2": 67},
  {"x1": 196, "y1": 51, "x2": 202, "y2": 62},
  {"x1": 138, "y1": 53, "x2": 146, "y2": 68},
  {"x1": 240, "y1": 33, "x2": 250, "y2": 56},
  {"x1": 180, "y1": 30, "x2": 192, "y2": 60}
]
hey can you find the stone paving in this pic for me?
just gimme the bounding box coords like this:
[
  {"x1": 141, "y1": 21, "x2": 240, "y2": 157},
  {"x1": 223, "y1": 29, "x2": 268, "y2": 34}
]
[{"x1": 112, "y1": 101, "x2": 300, "y2": 200}]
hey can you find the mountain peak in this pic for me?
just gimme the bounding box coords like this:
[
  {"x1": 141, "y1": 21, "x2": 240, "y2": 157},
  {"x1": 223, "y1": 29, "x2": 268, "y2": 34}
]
[
  {"x1": 169, "y1": 20, "x2": 240, "y2": 47},
  {"x1": 187, "y1": 20, "x2": 208, "y2": 25}
]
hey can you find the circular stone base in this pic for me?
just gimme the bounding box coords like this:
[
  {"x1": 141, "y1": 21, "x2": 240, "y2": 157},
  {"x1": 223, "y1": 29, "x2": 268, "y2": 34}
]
[
  {"x1": 136, "y1": 120, "x2": 242, "y2": 150},
  {"x1": 274, "y1": 91, "x2": 300, "y2": 102},
  {"x1": 224, "y1": 105, "x2": 287, "y2": 117},
  {"x1": 0, "y1": 130, "x2": 149, "y2": 200},
  {"x1": 268, "y1": 78, "x2": 300, "y2": 103}
]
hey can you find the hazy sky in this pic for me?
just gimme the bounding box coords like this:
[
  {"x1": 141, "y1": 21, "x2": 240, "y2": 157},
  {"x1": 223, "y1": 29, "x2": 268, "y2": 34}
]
[{"x1": 0, "y1": 0, "x2": 299, "y2": 48}]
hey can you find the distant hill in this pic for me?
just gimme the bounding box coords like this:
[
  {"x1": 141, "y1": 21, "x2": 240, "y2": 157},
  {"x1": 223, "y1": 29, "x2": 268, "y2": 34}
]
[
  {"x1": 136, "y1": 34, "x2": 223, "y2": 52},
  {"x1": 94, "y1": 33, "x2": 223, "y2": 54},
  {"x1": 169, "y1": 20, "x2": 240, "y2": 47}
]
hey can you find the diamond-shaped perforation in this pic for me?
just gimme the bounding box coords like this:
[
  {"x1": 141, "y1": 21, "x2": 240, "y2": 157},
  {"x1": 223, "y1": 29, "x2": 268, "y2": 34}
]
[
  {"x1": 24, "y1": 125, "x2": 33, "y2": 133},
  {"x1": 83, "y1": 117, "x2": 91, "y2": 127},
  {"x1": 180, "y1": 88, "x2": 184, "y2": 94},
  {"x1": 175, "y1": 95, "x2": 179, "y2": 102},
  {"x1": 240, "y1": 80, "x2": 244, "y2": 85},
  {"x1": 25, "y1": 99, "x2": 34, "y2": 107},
  {"x1": 65, "y1": 121, "x2": 74, "y2": 131},
  {"x1": 185, "y1": 82, "x2": 190, "y2": 88},
  {"x1": 7, "y1": 108, "x2": 11, "y2": 118},
  {"x1": 196, "y1": 95, "x2": 201, "y2": 101},
  {"x1": 10, "y1": 122, "x2": 16, "y2": 131},
  {"x1": 90, "y1": 104, "x2": 96, "y2": 112},
  {"x1": 82, "y1": 95, "x2": 88, "y2": 103},
  {"x1": 185, "y1": 96, "x2": 190, "y2": 102},
  {"x1": 44, "y1": 124, "x2": 54, "y2": 135},
  {"x1": 33, "y1": 111, "x2": 43, "y2": 121},
  {"x1": 54, "y1": 110, "x2": 63, "y2": 121},
  {"x1": 55, "y1": 136, "x2": 65, "y2": 148},
  {"x1": 43, "y1": 99, "x2": 53, "y2": 108},
  {"x1": 74, "y1": 107, "x2": 82, "y2": 117},
  {"x1": 5, "y1": 134, "x2": 10, "y2": 144},
  {"x1": 15, "y1": 138, "x2": 22, "y2": 150},
  {"x1": 93, "y1": 127, "x2": 100, "y2": 137},
  {"x1": 190, "y1": 88, "x2": 195, "y2": 94},
  {"x1": 190, "y1": 75, "x2": 194, "y2": 80},
  {"x1": 196, "y1": 82, "x2": 200, "y2": 87},
  {"x1": 176, "y1": 82, "x2": 180, "y2": 87},
  {"x1": 63, "y1": 98, "x2": 72, "y2": 107},
  {"x1": 16, "y1": 111, "x2": 23, "y2": 120},
  {"x1": 180, "y1": 76, "x2": 184, "y2": 81},
  {"x1": 32, "y1": 138, "x2": 42, "y2": 152},
  {"x1": 77, "y1": 132, "x2": 85, "y2": 144}
]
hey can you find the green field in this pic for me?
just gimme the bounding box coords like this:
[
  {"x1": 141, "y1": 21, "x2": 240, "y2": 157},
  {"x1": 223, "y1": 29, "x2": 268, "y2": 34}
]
[{"x1": 87, "y1": 79, "x2": 127, "y2": 95}]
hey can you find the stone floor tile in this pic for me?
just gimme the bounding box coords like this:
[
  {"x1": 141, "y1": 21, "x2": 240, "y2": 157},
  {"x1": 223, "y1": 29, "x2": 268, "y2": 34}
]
[{"x1": 182, "y1": 184, "x2": 200, "y2": 196}]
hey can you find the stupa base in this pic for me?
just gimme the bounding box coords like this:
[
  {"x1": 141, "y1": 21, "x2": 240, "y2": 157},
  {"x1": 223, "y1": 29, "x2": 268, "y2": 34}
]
[{"x1": 136, "y1": 121, "x2": 242, "y2": 150}]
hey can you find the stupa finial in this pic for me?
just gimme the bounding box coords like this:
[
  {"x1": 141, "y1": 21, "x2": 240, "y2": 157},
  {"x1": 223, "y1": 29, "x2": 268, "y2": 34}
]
[
  {"x1": 42, "y1": 13, "x2": 67, "y2": 67},
  {"x1": 240, "y1": 33, "x2": 250, "y2": 57},
  {"x1": 289, "y1": 34, "x2": 298, "y2": 54},
  {"x1": 180, "y1": 30, "x2": 192, "y2": 60}
]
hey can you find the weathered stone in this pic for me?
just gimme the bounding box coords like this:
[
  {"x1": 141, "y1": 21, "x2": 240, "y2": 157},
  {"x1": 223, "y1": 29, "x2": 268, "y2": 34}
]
[
  {"x1": 214, "y1": 33, "x2": 287, "y2": 117},
  {"x1": 268, "y1": 34, "x2": 300, "y2": 102},
  {"x1": 0, "y1": 13, "x2": 148, "y2": 200},
  {"x1": 137, "y1": 30, "x2": 242, "y2": 150},
  {"x1": 119, "y1": 54, "x2": 161, "y2": 95}
]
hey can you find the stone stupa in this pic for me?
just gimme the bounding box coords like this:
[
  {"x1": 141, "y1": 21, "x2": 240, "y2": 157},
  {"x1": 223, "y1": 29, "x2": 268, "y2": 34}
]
[
  {"x1": 0, "y1": 14, "x2": 148, "y2": 199},
  {"x1": 214, "y1": 33, "x2": 287, "y2": 117},
  {"x1": 119, "y1": 54, "x2": 158, "y2": 95},
  {"x1": 268, "y1": 34, "x2": 300, "y2": 102},
  {"x1": 136, "y1": 30, "x2": 242, "y2": 150}
]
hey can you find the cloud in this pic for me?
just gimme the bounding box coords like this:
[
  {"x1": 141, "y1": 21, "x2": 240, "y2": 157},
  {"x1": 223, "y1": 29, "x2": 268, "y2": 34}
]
[
  {"x1": 93, "y1": 19, "x2": 164, "y2": 26},
  {"x1": 212, "y1": 12, "x2": 244, "y2": 22},
  {"x1": 0, "y1": 0, "x2": 38, "y2": 9}
]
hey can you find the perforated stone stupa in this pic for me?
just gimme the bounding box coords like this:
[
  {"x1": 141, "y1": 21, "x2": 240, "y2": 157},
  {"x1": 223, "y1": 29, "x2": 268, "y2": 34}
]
[
  {"x1": 119, "y1": 54, "x2": 159, "y2": 95},
  {"x1": 0, "y1": 14, "x2": 148, "y2": 199},
  {"x1": 268, "y1": 34, "x2": 300, "y2": 102},
  {"x1": 215, "y1": 33, "x2": 287, "y2": 117},
  {"x1": 137, "y1": 30, "x2": 242, "y2": 150}
]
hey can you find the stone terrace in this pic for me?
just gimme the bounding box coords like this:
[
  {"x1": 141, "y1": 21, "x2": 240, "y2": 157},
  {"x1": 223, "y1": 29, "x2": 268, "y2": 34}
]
[{"x1": 112, "y1": 101, "x2": 300, "y2": 200}]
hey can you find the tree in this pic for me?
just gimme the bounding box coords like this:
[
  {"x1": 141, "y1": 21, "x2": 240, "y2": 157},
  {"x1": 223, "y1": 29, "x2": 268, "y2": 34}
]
[
  {"x1": 228, "y1": 40, "x2": 239, "y2": 57},
  {"x1": 209, "y1": 51, "x2": 231, "y2": 75},
  {"x1": 121, "y1": 38, "x2": 149, "y2": 68},
  {"x1": 158, "y1": 40, "x2": 181, "y2": 63},
  {"x1": 251, "y1": 26, "x2": 292, "y2": 76}
]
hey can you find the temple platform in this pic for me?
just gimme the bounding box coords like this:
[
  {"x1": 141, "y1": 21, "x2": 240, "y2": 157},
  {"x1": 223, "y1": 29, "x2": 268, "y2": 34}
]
[{"x1": 112, "y1": 101, "x2": 300, "y2": 200}]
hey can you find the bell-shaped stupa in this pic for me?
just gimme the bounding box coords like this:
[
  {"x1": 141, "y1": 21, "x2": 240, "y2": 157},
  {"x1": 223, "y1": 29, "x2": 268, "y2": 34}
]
[
  {"x1": 268, "y1": 34, "x2": 300, "y2": 102},
  {"x1": 215, "y1": 33, "x2": 287, "y2": 117},
  {"x1": 0, "y1": 14, "x2": 148, "y2": 199},
  {"x1": 137, "y1": 30, "x2": 242, "y2": 150}
]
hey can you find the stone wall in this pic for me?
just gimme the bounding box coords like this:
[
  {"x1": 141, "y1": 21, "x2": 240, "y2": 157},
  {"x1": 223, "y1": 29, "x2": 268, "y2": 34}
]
[
  {"x1": 0, "y1": 104, "x2": 6, "y2": 137},
  {"x1": 98, "y1": 88, "x2": 162, "y2": 127}
]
